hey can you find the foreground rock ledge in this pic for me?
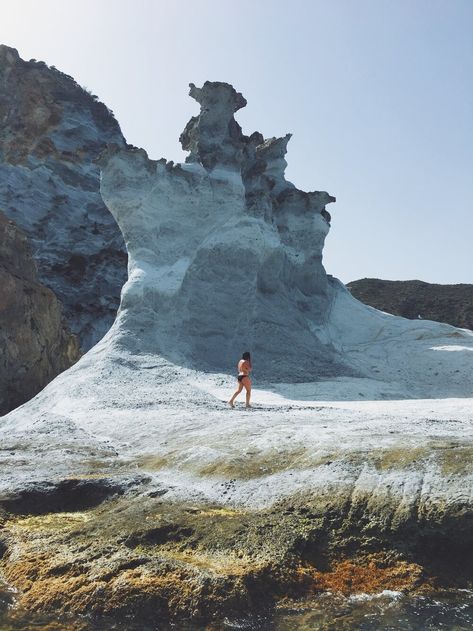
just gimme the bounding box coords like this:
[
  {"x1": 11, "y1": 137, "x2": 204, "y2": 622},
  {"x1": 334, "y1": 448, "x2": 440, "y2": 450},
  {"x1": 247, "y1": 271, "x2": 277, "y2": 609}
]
[{"x1": 0, "y1": 486, "x2": 471, "y2": 627}]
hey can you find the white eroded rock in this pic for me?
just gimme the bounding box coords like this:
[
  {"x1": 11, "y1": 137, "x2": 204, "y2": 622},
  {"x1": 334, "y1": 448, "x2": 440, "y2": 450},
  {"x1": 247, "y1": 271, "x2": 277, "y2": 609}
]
[
  {"x1": 96, "y1": 81, "x2": 472, "y2": 394},
  {"x1": 98, "y1": 83, "x2": 345, "y2": 381}
]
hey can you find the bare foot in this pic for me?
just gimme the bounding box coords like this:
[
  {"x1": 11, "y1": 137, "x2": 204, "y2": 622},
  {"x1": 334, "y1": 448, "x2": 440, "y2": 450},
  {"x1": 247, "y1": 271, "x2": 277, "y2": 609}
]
[
  {"x1": 228, "y1": 401, "x2": 234, "y2": 408},
  {"x1": 245, "y1": 404, "x2": 252, "y2": 409}
]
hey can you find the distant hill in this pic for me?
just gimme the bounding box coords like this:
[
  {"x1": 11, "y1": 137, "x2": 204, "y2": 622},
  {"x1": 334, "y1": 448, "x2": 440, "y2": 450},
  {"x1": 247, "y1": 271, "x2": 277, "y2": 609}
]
[{"x1": 347, "y1": 278, "x2": 473, "y2": 331}]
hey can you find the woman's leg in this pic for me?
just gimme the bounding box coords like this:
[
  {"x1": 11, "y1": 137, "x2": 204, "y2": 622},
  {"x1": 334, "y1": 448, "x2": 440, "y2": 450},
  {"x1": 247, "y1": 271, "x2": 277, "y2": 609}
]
[
  {"x1": 243, "y1": 379, "x2": 251, "y2": 407},
  {"x1": 229, "y1": 382, "x2": 243, "y2": 407}
]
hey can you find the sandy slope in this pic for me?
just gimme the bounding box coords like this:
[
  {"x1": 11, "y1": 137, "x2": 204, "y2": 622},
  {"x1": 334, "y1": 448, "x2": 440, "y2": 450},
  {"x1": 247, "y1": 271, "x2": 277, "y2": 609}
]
[{"x1": 2, "y1": 327, "x2": 472, "y2": 512}]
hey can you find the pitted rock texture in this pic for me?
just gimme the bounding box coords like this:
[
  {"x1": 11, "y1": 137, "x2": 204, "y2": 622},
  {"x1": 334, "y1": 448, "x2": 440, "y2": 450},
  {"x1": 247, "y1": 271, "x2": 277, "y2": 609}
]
[
  {"x1": 0, "y1": 212, "x2": 80, "y2": 414},
  {"x1": 0, "y1": 45, "x2": 127, "y2": 350},
  {"x1": 180, "y1": 81, "x2": 248, "y2": 170},
  {"x1": 100, "y1": 81, "x2": 342, "y2": 381},
  {"x1": 348, "y1": 278, "x2": 473, "y2": 331}
]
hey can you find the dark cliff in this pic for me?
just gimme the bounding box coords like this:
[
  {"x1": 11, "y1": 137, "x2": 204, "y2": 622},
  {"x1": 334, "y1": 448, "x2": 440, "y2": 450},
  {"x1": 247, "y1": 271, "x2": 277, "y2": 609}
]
[
  {"x1": 0, "y1": 44, "x2": 127, "y2": 349},
  {"x1": 0, "y1": 211, "x2": 81, "y2": 414}
]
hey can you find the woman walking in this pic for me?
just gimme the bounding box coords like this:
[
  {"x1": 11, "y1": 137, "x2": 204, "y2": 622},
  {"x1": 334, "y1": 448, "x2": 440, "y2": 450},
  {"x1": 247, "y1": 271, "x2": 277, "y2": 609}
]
[{"x1": 228, "y1": 351, "x2": 252, "y2": 408}]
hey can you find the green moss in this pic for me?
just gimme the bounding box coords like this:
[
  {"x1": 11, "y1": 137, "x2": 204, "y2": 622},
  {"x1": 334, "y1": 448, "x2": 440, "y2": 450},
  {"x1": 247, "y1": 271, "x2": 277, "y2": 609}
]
[
  {"x1": 369, "y1": 441, "x2": 473, "y2": 476},
  {"x1": 435, "y1": 445, "x2": 473, "y2": 476},
  {"x1": 134, "y1": 448, "x2": 337, "y2": 479},
  {"x1": 371, "y1": 447, "x2": 429, "y2": 471},
  {"x1": 134, "y1": 454, "x2": 172, "y2": 471},
  {"x1": 198, "y1": 448, "x2": 335, "y2": 479},
  {"x1": 10, "y1": 511, "x2": 91, "y2": 532}
]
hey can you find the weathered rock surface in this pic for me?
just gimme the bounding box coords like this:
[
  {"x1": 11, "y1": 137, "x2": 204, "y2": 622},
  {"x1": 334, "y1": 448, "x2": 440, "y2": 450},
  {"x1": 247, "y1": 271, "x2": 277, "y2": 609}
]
[
  {"x1": 99, "y1": 81, "x2": 340, "y2": 381},
  {"x1": 0, "y1": 45, "x2": 127, "y2": 350},
  {"x1": 0, "y1": 81, "x2": 473, "y2": 627},
  {"x1": 98, "y1": 81, "x2": 472, "y2": 396},
  {"x1": 0, "y1": 211, "x2": 80, "y2": 415},
  {"x1": 348, "y1": 278, "x2": 473, "y2": 331},
  {"x1": 0, "y1": 483, "x2": 470, "y2": 628}
]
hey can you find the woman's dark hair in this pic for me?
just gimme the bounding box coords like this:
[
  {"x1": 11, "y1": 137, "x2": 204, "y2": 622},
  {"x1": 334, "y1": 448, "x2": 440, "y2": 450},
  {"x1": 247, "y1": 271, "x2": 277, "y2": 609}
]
[{"x1": 242, "y1": 351, "x2": 251, "y2": 361}]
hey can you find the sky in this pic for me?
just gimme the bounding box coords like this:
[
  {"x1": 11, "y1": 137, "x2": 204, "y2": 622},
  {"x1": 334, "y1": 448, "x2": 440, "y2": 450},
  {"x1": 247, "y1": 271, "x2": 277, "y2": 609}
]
[{"x1": 1, "y1": 0, "x2": 472, "y2": 284}]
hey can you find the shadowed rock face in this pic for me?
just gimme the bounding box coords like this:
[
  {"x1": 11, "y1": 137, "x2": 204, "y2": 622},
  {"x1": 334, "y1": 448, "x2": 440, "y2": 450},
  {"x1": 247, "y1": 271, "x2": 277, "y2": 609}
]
[
  {"x1": 0, "y1": 212, "x2": 81, "y2": 414},
  {"x1": 100, "y1": 81, "x2": 342, "y2": 381},
  {"x1": 180, "y1": 81, "x2": 248, "y2": 170},
  {"x1": 0, "y1": 45, "x2": 127, "y2": 350},
  {"x1": 347, "y1": 278, "x2": 473, "y2": 331}
]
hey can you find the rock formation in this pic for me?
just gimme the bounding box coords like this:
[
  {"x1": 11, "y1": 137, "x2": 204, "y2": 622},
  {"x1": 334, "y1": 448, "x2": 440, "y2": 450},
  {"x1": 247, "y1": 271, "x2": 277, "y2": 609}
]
[
  {"x1": 0, "y1": 211, "x2": 80, "y2": 415},
  {"x1": 0, "y1": 81, "x2": 473, "y2": 627},
  {"x1": 98, "y1": 81, "x2": 471, "y2": 396},
  {"x1": 98, "y1": 82, "x2": 341, "y2": 381},
  {"x1": 348, "y1": 278, "x2": 473, "y2": 331},
  {"x1": 0, "y1": 45, "x2": 127, "y2": 350}
]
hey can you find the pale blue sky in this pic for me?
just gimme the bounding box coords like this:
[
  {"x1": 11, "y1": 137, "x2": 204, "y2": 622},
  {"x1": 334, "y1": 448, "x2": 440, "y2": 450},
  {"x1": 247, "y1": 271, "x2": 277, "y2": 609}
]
[{"x1": 2, "y1": 0, "x2": 472, "y2": 283}]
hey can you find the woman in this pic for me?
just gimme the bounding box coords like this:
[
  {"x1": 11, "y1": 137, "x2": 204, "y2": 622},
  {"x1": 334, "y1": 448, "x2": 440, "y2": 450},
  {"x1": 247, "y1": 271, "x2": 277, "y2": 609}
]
[{"x1": 228, "y1": 351, "x2": 252, "y2": 408}]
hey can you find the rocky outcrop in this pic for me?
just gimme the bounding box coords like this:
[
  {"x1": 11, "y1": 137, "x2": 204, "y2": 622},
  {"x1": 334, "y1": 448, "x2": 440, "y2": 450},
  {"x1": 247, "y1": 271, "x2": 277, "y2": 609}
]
[
  {"x1": 99, "y1": 82, "x2": 346, "y2": 381},
  {"x1": 0, "y1": 212, "x2": 80, "y2": 415},
  {"x1": 347, "y1": 278, "x2": 473, "y2": 331},
  {"x1": 0, "y1": 45, "x2": 127, "y2": 349},
  {"x1": 98, "y1": 81, "x2": 472, "y2": 397},
  {"x1": 0, "y1": 491, "x2": 458, "y2": 628}
]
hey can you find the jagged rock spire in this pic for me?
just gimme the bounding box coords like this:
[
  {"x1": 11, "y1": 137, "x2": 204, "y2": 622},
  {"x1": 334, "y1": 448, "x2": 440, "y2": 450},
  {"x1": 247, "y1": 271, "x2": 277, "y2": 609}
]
[{"x1": 180, "y1": 81, "x2": 247, "y2": 170}]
